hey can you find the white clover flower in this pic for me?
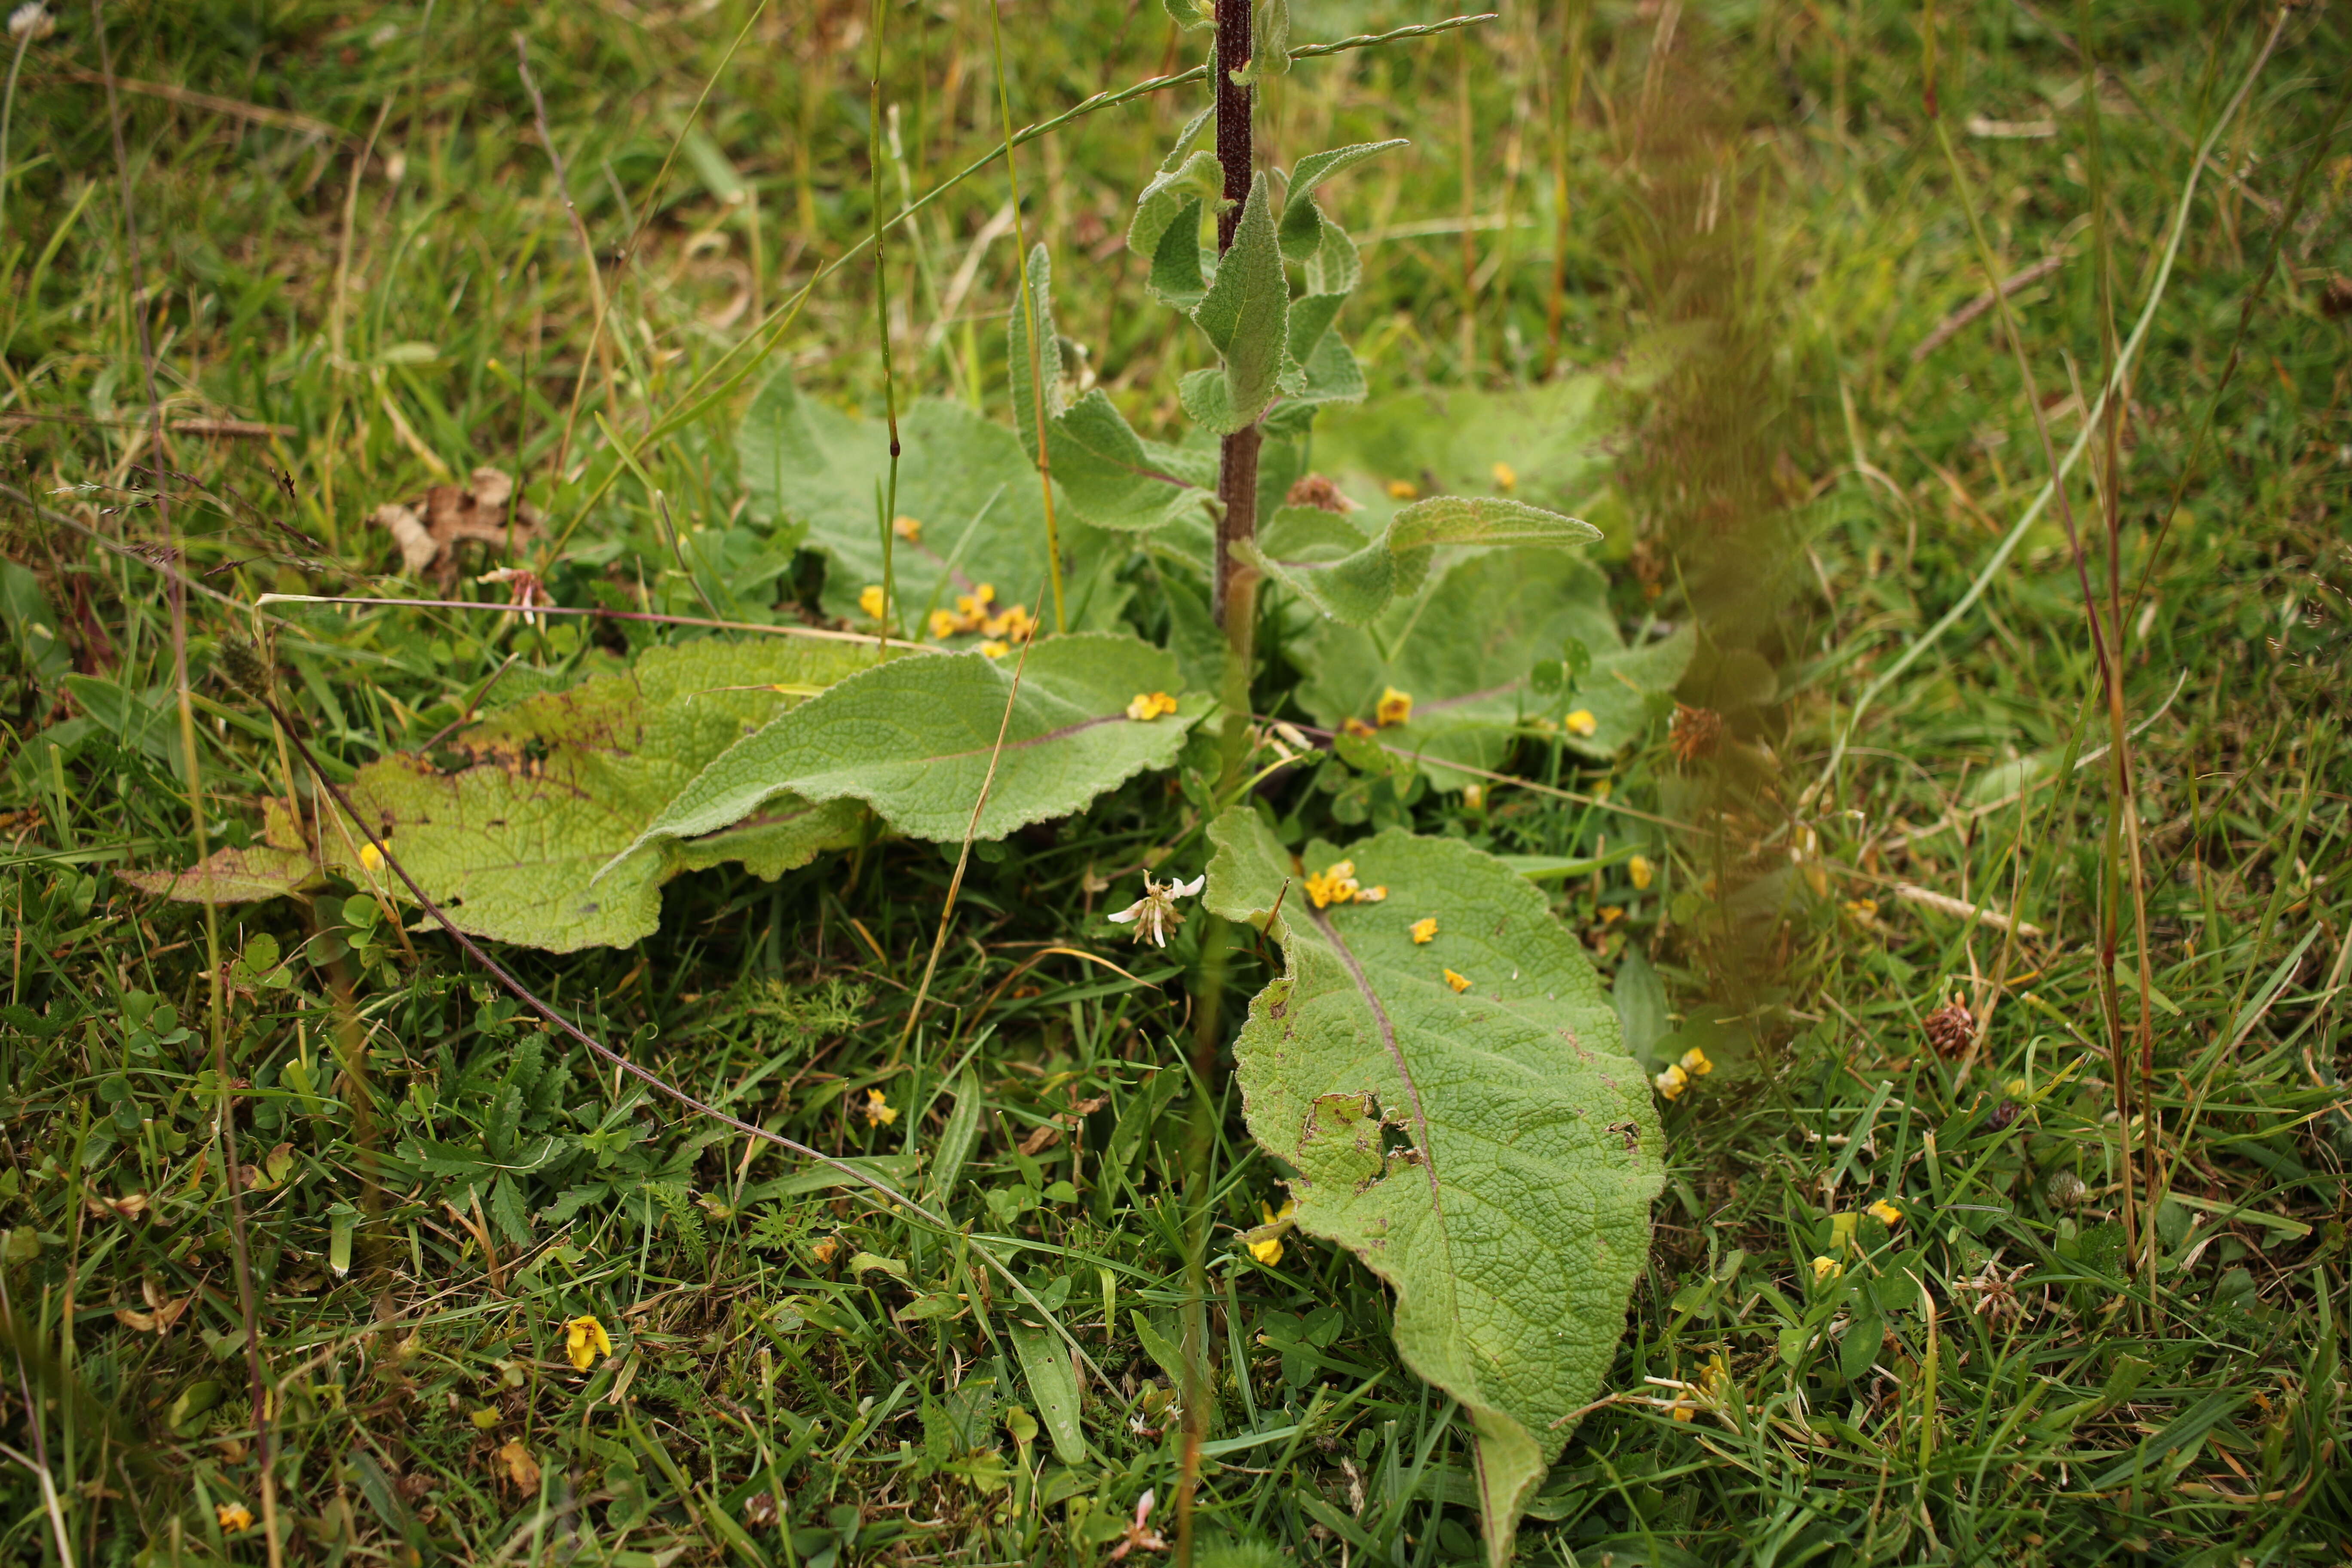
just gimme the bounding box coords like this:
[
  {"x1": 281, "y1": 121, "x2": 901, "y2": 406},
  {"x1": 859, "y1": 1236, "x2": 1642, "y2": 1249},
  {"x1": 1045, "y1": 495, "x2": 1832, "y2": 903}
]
[
  {"x1": 8, "y1": 4, "x2": 55, "y2": 42},
  {"x1": 1106, "y1": 871, "x2": 1204, "y2": 948}
]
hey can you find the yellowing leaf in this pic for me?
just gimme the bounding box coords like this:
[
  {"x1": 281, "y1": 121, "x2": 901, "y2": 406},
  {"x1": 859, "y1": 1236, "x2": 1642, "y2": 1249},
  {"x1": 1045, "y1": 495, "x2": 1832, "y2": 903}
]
[
  {"x1": 316, "y1": 640, "x2": 871, "y2": 952},
  {"x1": 496, "y1": 1439, "x2": 541, "y2": 1491},
  {"x1": 119, "y1": 845, "x2": 317, "y2": 906},
  {"x1": 1206, "y1": 811, "x2": 1660, "y2": 1566}
]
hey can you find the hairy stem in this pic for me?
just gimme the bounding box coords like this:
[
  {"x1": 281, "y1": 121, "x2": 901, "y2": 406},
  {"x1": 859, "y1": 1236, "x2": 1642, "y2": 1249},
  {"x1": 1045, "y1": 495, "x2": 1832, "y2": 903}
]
[{"x1": 1210, "y1": 0, "x2": 1259, "y2": 647}]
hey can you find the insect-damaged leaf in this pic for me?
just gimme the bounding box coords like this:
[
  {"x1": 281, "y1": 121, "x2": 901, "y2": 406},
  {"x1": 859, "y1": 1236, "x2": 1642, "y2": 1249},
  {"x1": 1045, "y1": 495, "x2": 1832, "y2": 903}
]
[
  {"x1": 1204, "y1": 809, "x2": 1661, "y2": 1567},
  {"x1": 319, "y1": 640, "x2": 873, "y2": 952},
  {"x1": 623, "y1": 632, "x2": 1204, "y2": 851},
  {"x1": 1294, "y1": 550, "x2": 1694, "y2": 786}
]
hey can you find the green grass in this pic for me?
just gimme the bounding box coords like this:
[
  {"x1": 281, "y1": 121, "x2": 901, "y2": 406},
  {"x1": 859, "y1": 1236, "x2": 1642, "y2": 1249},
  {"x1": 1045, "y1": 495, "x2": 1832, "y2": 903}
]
[{"x1": 3, "y1": 0, "x2": 2350, "y2": 1564}]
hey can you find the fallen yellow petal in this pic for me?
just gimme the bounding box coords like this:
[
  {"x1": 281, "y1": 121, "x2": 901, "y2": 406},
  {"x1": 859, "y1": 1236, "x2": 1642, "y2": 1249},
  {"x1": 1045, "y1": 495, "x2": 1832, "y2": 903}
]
[
  {"x1": 562, "y1": 1314, "x2": 612, "y2": 1372},
  {"x1": 1357, "y1": 885, "x2": 1387, "y2": 902},
  {"x1": 891, "y1": 514, "x2": 923, "y2": 542},
  {"x1": 1868, "y1": 1198, "x2": 1904, "y2": 1226},
  {"x1": 1443, "y1": 968, "x2": 1471, "y2": 994},
  {"x1": 1126, "y1": 691, "x2": 1179, "y2": 722},
  {"x1": 1565, "y1": 709, "x2": 1598, "y2": 738},
  {"x1": 1409, "y1": 916, "x2": 1438, "y2": 944}
]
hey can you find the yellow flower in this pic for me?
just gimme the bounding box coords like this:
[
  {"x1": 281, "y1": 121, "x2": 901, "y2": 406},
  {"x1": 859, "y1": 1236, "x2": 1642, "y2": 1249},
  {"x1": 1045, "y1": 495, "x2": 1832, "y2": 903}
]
[
  {"x1": 1126, "y1": 691, "x2": 1179, "y2": 722},
  {"x1": 1844, "y1": 898, "x2": 1880, "y2": 925},
  {"x1": 1246, "y1": 1199, "x2": 1297, "y2": 1266},
  {"x1": 986, "y1": 603, "x2": 1037, "y2": 642},
  {"x1": 1409, "y1": 917, "x2": 1438, "y2": 944},
  {"x1": 861, "y1": 1087, "x2": 899, "y2": 1127},
  {"x1": 979, "y1": 640, "x2": 1010, "y2": 658},
  {"x1": 359, "y1": 841, "x2": 385, "y2": 872},
  {"x1": 1868, "y1": 1198, "x2": 1904, "y2": 1227},
  {"x1": 1654, "y1": 1063, "x2": 1689, "y2": 1099},
  {"x1": 1385, "y1": 478, "x2": 1419, "y2": 500},
  {"x1": 1679, "y1": 1046, "x2": 1713, "y2": 1078},
  {"x1": 1375, "y1": 686, "x2": 1413, "y2": 727},
  {"x1": 1597, "y1": 904, "x2": 1625, "y2": 926},
  {"x1": 1341, "y1": 716, "x2": 1378, "y2": 739},
  {"x1": 859, "y1": 585, "x2": 887, "y2": 619},
  {"x1": 1629, "y1": 854, "x2": 1653, "y2": 890},
  {"x1": 891, "y1": 514, "x2": 923, "y2": 542},
  {"x1": 1811, "y1": 1254, "x2": 1843, "y2": 1283},
  {"x1": 1443, "y1": 968, "x2": 1472, "y2": 994},
  {"x1": 1303, "y1": 860, "x2": 1360, "y2": 909},
  {"x1": 1462, "y1": 784, "x2": 1485, "y2": 810},
  {"x1": 216, "y1": 1502, "x2": 255, "y2": 1533},
  {"x1": 810, "y1": 1235, "x2": 843, "y2": 1266},
  {"x1": 563, "y1": 1314, "x2": 612, "y2": 1372},
  {"x1": 1565, "y1": 709, "x2": 1598, "y2": 737},
  {"x1": 1357, "y1": 885, "x2": 1387, "y2": 902},
  {"x1": 1491, "y1": 461, "x2": 1517, "y2": 491},
  {"x1": 928, "y1": 609, "x2": 962, "y2": 640}
]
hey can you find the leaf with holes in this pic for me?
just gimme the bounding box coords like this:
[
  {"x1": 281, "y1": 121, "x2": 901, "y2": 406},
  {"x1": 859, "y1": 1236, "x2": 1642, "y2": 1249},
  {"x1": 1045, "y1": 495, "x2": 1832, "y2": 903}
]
[
  {"x1": 315, "y1": 639, "x2": 874, "y2": 952},
  {"x1": 1205, "y1": 808, "x2": 1661, "y2": 1567},
  {"x1": 621, "y1": 632, "x2": 1205, "y2": 852}
]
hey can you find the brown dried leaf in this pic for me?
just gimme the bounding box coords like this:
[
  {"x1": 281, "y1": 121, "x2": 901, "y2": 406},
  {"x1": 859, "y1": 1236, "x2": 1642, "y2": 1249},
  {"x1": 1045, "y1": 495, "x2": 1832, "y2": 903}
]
[
  {"x1": 495, "y1": 1439, "x2": 541, "y2": 1491},
  {"x1": 371, "y1": 468, "x2": 542, "y2": 583}
]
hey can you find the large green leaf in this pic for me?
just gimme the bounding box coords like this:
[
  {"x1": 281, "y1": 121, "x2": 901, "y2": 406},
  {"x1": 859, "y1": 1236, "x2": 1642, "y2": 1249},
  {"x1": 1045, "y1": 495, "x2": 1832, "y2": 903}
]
[
  {"x1": 1009, "y1": 245, "x2": 1209, "y2": 533},
  {"x1": 318, "y1": 640, "x2": 872, "y2": 952},
  {"x1": 1293, "y1": 550, "x2": 1694, "y2": 786},
  {"x1": 1205, "y1": 809, "x2": 1661, "y2": 1566},
  {"x1": 622, "y1": 632, "x2": 1204, "y2": 850},
  {"x1": 1304, "y1": 379, "x2": 1621, "y2": 537},
  {"x1": 1244, "y1": 496, "x2": 1599, "y2": 627},
  {"x1": 735, "y1": 372, "x2": 1122, "y2": 631},
  {"x1": 1189, "y1": 172, "x2": 1288, "y2": 429}
]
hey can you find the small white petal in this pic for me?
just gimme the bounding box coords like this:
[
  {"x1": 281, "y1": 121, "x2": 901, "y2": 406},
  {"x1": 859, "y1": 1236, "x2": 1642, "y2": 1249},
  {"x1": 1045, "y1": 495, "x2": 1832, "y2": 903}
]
[
  {"x1": 1172, "y1": 874, "x2": 1205, "y2": 898},
  {"x1": 1107, "y1": 906, "x2": 1140, "y2": 924}
]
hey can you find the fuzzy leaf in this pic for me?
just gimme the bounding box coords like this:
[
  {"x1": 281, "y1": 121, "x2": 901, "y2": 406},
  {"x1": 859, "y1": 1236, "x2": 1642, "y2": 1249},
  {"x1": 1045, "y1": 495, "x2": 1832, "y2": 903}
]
[
  {"x1": 318, "y1": 640, "x2": 872, "y2": 951},
  {"x1": 1305, "y1": 379, "x2": 1620, "y2": 538},
  {"x1": 1189, "y1": 172, "x2": 1288, "y2": 428},
  {"x1": 737, "y1": 371, "x2": 1117, "y2": 631},
  {"x1": 1147, "y1": 199, "x2": 1212, "y2": 311},
  {"x1": 1293, "y1": 551, "x2": 1694, "y2": 785},
  {"x1": 624, "y1": 633, "x2": 1204, "y2": 850},
  {"x1": 1129, "y1": 151, "x2": 1222, "y2": 285},
  {"x1": 1279, "y1": 140, "x2": 1408, "y2": 264},
  {"x1": 121, "y1": 844, "x2": 318, "y2": 905},
  {"x1": 1231, "y1": 0, "x2": 1291, "y2": 84},
  {"x1": 1010, "y1": 247, "x2": 1207, "y2": 532},
  {"x1": 1205, "y1": 811, "x2": 1661, "y2": 1566},
  {"x1": 1246, "y1": 497, "x2": 1592, "y2": 628}
]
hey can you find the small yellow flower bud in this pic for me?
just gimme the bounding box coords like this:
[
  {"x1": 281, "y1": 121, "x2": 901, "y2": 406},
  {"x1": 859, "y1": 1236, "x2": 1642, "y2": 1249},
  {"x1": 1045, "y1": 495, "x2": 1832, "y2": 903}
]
[
  {"x1": 1565, "y1": 709, "x2": 1598, "y2": 738},
  {"x1": 891, "y1": 514, "x2": 923, "y2": 542},
  {"x1": 1491, "y1": 461, "x2": 1516, "y2": 491},
  {"x1": 1385, "y1": 479, "x2": 1419, "y2": 500}
]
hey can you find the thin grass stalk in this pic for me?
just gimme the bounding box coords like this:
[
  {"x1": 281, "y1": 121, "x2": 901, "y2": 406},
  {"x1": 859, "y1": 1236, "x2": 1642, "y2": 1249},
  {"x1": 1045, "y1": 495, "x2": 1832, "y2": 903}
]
[
  {"x1": 871, "y1": 0, "x2": 903, "y2": 655},
  {"x1": 986, "y1": 0, "x2": 1066, "y2": 634},
  {"x1": 2074, "y1": 0, "x2": 2162, "y2": 1294},
  {"x1": 86, "y1": 1, "x2": 279, "y2": 1556},
  {"x1": 1542, "y1": 1, "x2": 1587, "y2": 377}
]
